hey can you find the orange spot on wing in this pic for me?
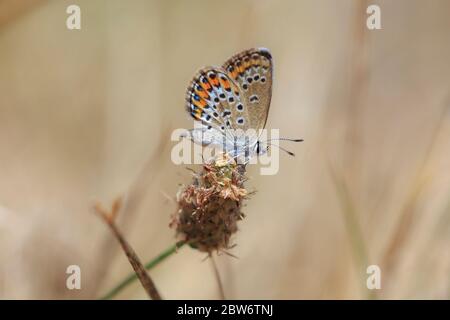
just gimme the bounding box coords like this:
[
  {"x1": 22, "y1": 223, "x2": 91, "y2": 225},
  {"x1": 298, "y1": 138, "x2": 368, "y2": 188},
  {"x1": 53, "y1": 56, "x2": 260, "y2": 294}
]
[
  {"x1": 199, "y1": 80, "x2": 211, "y2": 92},
  {"x1": 195, "y1": 87, "x2": 209, "y2": 99},
  {"x1": 250, "y1": 57, "x2": 261, "y2": 67},
  {"x1": 236, "y1": 61, "x2": 244, "y2": 74},
  {"x1": 219, "y1": 77, "x2": 230, "y2": 91},
  {"x1": 228, "y1": 68, "x2": 238, "y2": 79},
  {"x1": 193, "y1": 99, "x2": 207, "y2": 109},
  {"x1": 209, "y1": 76, "x2": 219, "y2": 87}
]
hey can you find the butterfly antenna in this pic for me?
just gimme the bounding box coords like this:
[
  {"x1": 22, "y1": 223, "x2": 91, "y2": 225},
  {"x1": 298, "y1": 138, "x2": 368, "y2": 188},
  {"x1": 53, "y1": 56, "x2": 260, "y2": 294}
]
[
  {"x1": 267, "y1": 143, "x2": 296, "y2": 157},
  {"x1": 266, "y1": 138, "x2": 304, "y2": 142}
]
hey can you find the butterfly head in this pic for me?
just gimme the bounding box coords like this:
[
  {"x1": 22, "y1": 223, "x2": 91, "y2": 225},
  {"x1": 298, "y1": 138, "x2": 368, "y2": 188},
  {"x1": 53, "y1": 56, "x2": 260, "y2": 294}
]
[{"x1": 255, "y1": 140, "x2": 269, "y2": 156}]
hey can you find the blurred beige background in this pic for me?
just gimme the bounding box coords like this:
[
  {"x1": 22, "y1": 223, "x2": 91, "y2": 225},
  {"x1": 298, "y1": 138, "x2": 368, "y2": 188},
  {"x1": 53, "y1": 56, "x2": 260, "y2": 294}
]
[{"x1": 0, "y1": 0, "x2": 449, "y2": 299}]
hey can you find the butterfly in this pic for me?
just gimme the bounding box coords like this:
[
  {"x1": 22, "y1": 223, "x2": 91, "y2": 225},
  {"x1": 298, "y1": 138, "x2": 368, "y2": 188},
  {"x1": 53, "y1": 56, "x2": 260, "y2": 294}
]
[{"x1": 184, "y1": 48, "x2": 302, "y2": 163}]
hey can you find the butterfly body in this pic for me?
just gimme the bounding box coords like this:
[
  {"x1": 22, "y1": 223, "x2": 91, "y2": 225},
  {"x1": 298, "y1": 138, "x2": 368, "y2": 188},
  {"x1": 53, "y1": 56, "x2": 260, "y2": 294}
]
[{"x1": 185, "y1": 48, "x2": 274, "y2": 162}]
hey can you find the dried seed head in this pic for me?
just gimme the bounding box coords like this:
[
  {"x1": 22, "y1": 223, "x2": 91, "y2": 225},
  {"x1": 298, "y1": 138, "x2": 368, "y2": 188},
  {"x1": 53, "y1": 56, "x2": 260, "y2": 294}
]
[{"x1": 170, "y1": 154, "x2": 248, "y2": 253}]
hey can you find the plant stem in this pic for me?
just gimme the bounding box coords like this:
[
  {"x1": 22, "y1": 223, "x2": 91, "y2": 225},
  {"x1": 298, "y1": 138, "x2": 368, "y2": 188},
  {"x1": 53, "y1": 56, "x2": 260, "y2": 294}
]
[
  {"x1": 100, "y1": 241, "x2": 185, "y2": 300},
  {"x1": 210, "y1": 255, "x2": 226, "y2": 300}
]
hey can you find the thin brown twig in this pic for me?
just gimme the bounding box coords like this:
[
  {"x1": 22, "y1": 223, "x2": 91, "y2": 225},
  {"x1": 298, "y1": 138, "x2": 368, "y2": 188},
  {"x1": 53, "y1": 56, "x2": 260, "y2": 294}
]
[
  {"x1": 92, "y1": 128, "x2": 172, "y2": 296},
  {"x1": 210, "y1": 254, "x2": 226, "y2": 300},
  {"x1": 94, "y1": 199, "x2": 162, "y2": 300}
]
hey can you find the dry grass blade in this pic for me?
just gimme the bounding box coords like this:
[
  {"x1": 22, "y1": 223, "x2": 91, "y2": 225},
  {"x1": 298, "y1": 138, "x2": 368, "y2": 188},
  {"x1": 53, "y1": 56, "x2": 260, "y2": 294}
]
[
  {"x1": 328, "y1": 165, "x2": 375, "y2": 299},
  {"x1": 381, "y1": 100, "x2": 450, "y2": 284},
  {"x1": 94, "y1": 199, "x2": 162, "y2": 300},
  {"x1": 343, "y1": 0, "x2": 369, "y2": 183}
]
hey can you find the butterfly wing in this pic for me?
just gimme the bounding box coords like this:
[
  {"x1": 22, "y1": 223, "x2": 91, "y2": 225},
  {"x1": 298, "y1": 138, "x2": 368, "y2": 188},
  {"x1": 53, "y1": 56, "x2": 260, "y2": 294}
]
[
  {"x1": 184, "y1": 126, "x2": 226, "y2": 148},
  {"x1": 185, "y1": 67, "x2": 244, "y2": 150},
  {"x1": 185, "y1": 48, "x2": 273, "y2": 159},
  {"x1": 222, "y1": 48, "x2": 273, "y2": 131}
]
